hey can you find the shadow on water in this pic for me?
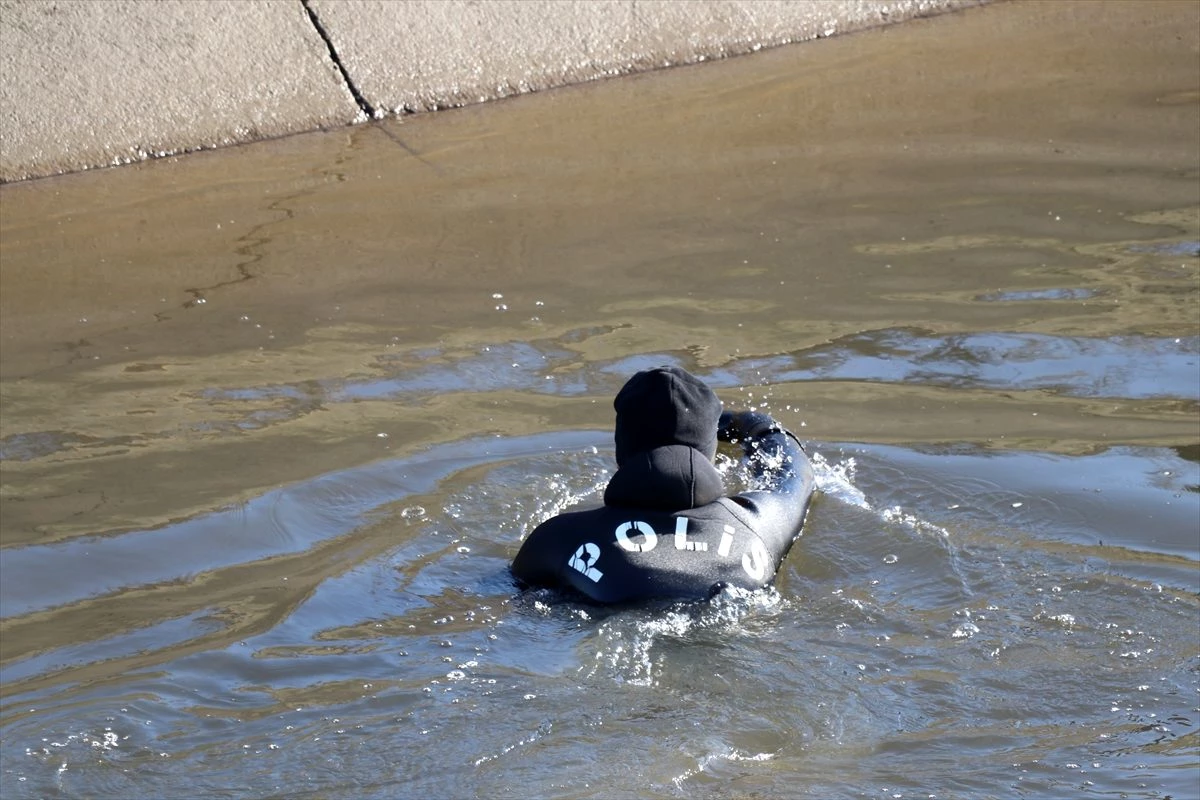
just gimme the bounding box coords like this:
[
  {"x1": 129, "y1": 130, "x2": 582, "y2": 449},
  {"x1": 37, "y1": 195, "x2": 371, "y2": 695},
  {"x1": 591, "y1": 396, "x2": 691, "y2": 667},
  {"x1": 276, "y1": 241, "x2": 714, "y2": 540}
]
[{"x1": 1, "y1": 2, "x2": 1198, "y2": 798}]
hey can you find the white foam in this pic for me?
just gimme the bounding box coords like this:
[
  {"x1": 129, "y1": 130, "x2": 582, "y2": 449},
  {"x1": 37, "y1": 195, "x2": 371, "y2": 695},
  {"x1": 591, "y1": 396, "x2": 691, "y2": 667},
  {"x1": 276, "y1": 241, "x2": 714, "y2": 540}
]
[{"x1": 810, "y1": 451, "x2": 870, "y2": 509}]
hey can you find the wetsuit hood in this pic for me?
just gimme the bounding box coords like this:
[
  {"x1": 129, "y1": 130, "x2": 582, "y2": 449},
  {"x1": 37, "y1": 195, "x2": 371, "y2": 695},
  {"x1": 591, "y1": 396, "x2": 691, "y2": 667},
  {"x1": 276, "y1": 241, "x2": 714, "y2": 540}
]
[
  {"x1": 603, "y1": 444, "x2": 725, "y2": 510},
  {"x1": 606, "y1": 367, "x2": 724, "y2": 511},
  {"x1": 612, "y1": 366, "x2": 721, "y2": 466}
]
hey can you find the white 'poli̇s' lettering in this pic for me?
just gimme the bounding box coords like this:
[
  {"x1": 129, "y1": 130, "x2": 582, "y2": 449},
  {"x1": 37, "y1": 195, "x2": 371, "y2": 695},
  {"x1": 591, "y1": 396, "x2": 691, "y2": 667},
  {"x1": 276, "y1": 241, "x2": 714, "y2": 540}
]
[
  {"x1": 568, "y1": 542, "x2": 603, "y2": 582},
  {"x1": 615, "y1": 520, "x2": 658, "y2": 552},
  {"x1": 600, "y1": 518, "x2": 769, "y2": 583}
]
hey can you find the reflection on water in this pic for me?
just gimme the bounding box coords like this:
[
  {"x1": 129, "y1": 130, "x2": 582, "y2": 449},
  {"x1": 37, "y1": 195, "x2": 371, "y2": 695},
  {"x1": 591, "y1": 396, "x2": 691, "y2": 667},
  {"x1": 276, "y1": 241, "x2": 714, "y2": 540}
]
[
  {"x1": 783, "y1": 329, "x2": 1200, "y2": 399},
  {"x1": 1, "y1": 1, "x2": 1198, "y2": 798},
  {"x1": 0, "y1": 432, "x2": 607, "y2": 621},
  {"x1": 2, "y1": 445, "x2": 1196, "y2": 799},
  {"x1": 978, "y1": 287, "x2": 1102, "y2": 301}
]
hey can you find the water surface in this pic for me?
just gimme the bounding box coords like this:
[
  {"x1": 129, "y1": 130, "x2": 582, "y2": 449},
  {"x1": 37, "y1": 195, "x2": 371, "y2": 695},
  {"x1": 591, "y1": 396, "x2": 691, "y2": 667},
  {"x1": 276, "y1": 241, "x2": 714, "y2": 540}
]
[{"x1": 1, "y1": 2, "x2": 1198, "y2": 798}]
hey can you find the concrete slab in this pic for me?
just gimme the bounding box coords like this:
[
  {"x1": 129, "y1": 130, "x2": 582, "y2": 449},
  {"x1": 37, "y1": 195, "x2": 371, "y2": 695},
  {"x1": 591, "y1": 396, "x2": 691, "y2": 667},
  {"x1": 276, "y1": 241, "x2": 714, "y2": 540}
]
[
  {"x1": 0, "y1": 0, "x2": 978, "y2": 183},
  {"x1": 0, "y1": 0, "x2": 360, "y2": 182},
  {"x1": 312, "y1": 0, "x2": 979, "y2": 115}
]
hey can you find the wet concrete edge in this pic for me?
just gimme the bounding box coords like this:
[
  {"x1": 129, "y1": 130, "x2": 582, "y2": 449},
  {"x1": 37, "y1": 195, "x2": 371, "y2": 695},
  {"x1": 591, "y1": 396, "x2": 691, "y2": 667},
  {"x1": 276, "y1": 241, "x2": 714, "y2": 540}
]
[{"x1": 0, "y1": 0, "x2": 985, "y2": 184}]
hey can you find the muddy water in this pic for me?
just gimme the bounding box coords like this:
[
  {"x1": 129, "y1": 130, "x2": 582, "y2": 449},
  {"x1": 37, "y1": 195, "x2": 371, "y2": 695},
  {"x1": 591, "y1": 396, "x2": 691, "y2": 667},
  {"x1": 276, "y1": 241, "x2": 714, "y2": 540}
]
[{"x1": 2, "y1": 1, "x2": 1198, "y2": 798}]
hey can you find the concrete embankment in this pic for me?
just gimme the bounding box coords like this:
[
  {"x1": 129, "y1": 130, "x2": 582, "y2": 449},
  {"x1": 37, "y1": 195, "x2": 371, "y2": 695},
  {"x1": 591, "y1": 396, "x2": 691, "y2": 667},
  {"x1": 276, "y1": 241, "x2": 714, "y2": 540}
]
[{"x1": 0, "y1": 0, "x2": 978, "y2": 183}]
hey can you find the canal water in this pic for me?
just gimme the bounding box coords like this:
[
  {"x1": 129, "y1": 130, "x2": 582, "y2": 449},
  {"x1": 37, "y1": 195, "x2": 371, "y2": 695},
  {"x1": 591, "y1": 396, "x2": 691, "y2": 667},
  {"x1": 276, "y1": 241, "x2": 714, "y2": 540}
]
[{"x1": 1, "y1": 2, "x2": 1197, "y2": 798}]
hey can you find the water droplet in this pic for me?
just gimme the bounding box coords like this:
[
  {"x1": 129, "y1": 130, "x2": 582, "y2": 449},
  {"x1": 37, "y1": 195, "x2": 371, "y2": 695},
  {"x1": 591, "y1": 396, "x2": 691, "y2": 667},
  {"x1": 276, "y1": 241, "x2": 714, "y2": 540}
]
[{"x1": 952, "y1": 621, "x2": 980, "y2": 639}]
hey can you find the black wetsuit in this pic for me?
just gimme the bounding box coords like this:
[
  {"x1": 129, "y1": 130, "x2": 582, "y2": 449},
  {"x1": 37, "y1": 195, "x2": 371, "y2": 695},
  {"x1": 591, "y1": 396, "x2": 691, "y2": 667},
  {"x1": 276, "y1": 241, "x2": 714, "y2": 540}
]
[{"x1": 511, "y1": 410, "x2": 816, "y2": 603}]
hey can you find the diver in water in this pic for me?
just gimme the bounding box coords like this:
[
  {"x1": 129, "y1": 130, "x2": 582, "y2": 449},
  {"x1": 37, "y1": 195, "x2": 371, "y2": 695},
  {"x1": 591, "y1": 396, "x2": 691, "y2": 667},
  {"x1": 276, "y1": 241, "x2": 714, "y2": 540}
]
[{"x1": 511, "y1": 366, "x2": 816, "y2": 603}]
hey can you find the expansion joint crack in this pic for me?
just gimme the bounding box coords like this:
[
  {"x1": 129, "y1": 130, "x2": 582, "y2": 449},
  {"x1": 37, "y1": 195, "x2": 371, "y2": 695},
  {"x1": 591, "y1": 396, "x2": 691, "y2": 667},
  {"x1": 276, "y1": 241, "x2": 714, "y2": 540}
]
[{"x1": 301, "y1": 0, "x2": 376, "y2": 118}]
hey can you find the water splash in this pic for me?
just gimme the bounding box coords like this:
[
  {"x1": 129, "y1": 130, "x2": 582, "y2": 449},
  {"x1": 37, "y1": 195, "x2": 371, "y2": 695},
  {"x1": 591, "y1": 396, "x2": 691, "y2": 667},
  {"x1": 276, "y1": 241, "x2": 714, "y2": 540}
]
[
  {"x1": 810, "y1": 451, "x2": 869, "y2": 510},
  {"x1": 586, "y1": 586, "x2": 786, "y2": 686}
]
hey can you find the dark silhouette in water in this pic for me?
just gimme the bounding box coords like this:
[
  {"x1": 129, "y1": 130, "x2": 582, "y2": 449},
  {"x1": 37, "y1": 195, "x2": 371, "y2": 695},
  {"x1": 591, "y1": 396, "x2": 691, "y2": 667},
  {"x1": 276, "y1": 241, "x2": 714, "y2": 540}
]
[{"x1": 512, "y1": 366, "x2": 816, "y2": 603}]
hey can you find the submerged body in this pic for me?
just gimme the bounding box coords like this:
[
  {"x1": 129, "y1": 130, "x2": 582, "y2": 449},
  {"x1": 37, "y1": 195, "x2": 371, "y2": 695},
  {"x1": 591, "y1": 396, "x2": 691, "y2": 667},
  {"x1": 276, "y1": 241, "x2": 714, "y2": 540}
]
[{"x1": 512, "y1": 389, "x2": 816, "y2": 603}]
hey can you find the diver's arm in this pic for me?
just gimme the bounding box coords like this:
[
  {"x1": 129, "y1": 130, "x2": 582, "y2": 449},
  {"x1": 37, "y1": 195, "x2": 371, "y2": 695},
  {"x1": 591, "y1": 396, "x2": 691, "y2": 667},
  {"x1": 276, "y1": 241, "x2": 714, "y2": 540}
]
[
  {"x1": 719, "y1": 410, "x2": 815, "y2": 557},
  {"x1": 719, "y1": 410, "x2": 791, "y2": 444},
  {"x1": 719, "y1": 411, "x2": 807, "y2": 490}
]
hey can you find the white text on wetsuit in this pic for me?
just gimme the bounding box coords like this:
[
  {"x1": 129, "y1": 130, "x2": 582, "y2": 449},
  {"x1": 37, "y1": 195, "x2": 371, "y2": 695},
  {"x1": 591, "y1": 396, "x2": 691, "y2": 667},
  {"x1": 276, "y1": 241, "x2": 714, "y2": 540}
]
[{"x1": 567, "y1": 517, "x2": 769, "y2": 584}]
